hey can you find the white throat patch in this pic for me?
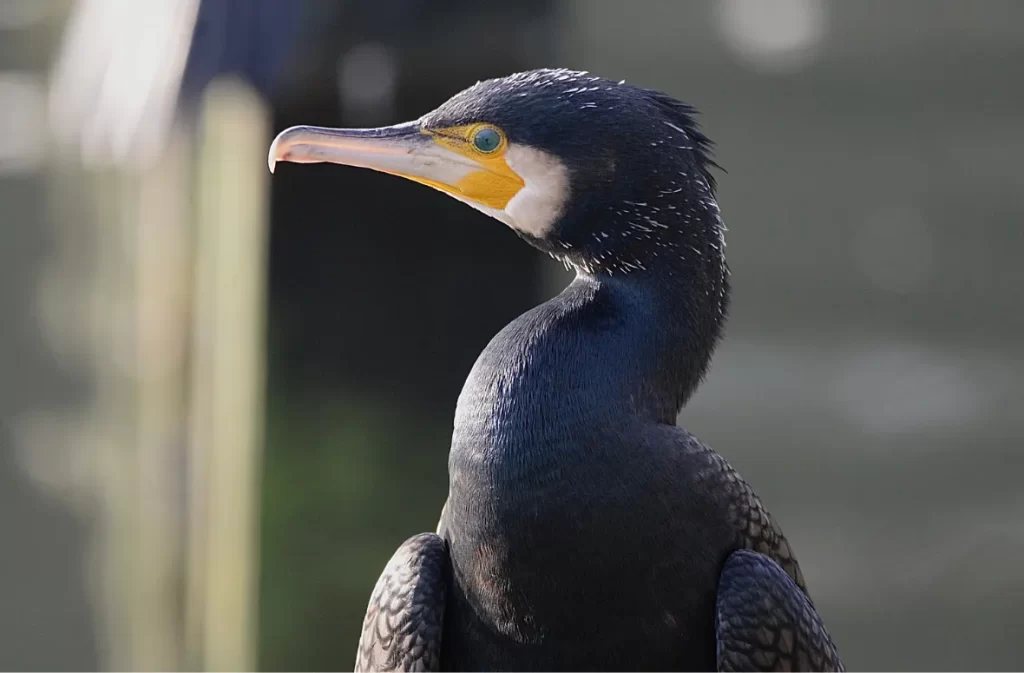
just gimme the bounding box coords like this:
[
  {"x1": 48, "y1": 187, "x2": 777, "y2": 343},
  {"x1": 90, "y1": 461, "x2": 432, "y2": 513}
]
[{"x1": 502, "y1": 144, "x2": 570, "y2": 239}]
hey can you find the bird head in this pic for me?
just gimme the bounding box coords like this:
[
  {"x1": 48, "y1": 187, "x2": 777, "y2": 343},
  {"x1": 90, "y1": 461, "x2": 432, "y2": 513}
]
[{"x1": 270, "y1": 68, "x2": 723, "y2": 276}]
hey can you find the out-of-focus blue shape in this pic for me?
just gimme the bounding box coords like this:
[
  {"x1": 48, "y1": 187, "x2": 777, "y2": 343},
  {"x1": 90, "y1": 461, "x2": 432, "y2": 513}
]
[{"x1": 180, "y1": 0, "x2": 304, "y2": 103}]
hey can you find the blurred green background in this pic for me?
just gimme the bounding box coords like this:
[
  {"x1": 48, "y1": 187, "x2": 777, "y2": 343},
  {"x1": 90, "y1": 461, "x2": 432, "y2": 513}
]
[{"x1": 2, "y1": 0, "x2": 1023, "y2": 670}]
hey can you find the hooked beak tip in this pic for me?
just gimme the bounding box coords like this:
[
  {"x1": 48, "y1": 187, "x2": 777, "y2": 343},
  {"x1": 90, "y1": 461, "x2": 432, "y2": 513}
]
[
  {"x1": 268, "y1": 125, "x2": 310, "y2": 174},
  {"x1": 267, "y1": 131, "x2": 288, "y2": 173}
]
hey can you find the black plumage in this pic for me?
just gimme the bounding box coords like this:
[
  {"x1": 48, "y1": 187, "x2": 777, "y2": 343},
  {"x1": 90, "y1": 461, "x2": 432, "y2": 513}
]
[
  {"x1": 356, "y1": 534, "x2": 448, "y2": 672},
  {"x1": 716, "y1": 551, "x2": 842, "y2": 672},
  {"x1": 280, "y1": 68, "x2": 842, "y2": 671}
]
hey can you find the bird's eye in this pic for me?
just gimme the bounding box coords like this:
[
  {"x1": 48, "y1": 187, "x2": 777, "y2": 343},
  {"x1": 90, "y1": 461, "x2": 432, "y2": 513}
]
[{"x1": 472, "y1": 127, "x2": 502, "y2": 153}]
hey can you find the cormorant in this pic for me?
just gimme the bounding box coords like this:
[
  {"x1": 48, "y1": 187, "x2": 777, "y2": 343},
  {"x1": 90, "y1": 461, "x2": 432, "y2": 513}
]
[{"x1": 269, "y1": 68, "x2": 843, "y2": 672}]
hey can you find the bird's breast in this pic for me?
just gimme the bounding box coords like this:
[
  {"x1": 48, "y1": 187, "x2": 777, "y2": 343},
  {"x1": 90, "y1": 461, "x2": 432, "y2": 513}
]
[{"x1": 440, "y1": 435, "x2": 731, "y2": 670}]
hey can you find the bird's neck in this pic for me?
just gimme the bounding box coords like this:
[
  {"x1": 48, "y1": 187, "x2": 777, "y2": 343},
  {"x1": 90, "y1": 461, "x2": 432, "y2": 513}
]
[{"x1": 450, "y1": 256, "x2": 726, "y2": 482}]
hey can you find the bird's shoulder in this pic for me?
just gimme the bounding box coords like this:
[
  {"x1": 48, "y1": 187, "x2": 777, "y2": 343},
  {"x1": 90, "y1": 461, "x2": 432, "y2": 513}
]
[{"x1": 659, "y1": 425, "x2": 806, "y2": 592}]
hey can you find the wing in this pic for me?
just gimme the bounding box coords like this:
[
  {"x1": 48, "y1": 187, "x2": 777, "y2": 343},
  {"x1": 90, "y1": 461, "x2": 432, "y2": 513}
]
[
  {"x1": 707, "y1": 448, "x2": 806, "y2": 591},
  {"x1": 716, "y1": 550, "x2": 843, "y2": 672},
  {"x1": 355, "y1": 533, "x2": 449, "y2": 672}
]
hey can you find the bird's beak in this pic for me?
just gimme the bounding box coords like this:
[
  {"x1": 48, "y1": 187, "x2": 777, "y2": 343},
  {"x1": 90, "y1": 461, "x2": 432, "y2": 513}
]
[{"x1": 268, "y1": 122, "x2": 524, "y2": 211}]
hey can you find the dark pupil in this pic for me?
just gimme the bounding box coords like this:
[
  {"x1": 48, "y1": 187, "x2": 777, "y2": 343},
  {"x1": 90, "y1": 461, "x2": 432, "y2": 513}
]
[{"x1": 474, "y1": 128, "x2": 500, "y2": 152}]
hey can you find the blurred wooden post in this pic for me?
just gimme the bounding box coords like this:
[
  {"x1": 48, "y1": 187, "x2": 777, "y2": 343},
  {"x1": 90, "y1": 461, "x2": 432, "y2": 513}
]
[
  {"x1": 128, "y1": 128, "x2": 193, "y2": 671},
  {"x1": 186, "y1": 77, "x2": 270, "y2": 672}
]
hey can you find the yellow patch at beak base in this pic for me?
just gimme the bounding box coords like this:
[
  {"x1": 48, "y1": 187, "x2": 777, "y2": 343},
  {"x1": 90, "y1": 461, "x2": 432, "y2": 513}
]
[{"x1": 426, "y1": 125, "x2": 525, "y2": 210}]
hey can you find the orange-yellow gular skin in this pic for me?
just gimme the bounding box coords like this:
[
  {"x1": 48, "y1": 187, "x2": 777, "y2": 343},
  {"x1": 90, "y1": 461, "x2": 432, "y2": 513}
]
[{"x1": 423, "y1": 124, "x2": 525, "y2": 210}]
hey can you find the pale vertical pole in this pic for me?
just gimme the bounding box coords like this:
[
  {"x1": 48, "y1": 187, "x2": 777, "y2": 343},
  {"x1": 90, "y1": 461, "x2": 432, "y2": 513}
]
[
  {"x1": 187, "y1": 77, "x2": 270, "y2": 672},
  {"x1": 132, "y1": 131, "x2": 194, "y2": 671},
  {"x1": 73, "y1": 134, "x2": 195, "y2": 672}
]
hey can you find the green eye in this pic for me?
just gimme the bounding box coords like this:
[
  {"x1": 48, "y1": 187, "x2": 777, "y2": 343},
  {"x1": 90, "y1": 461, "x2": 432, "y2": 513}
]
[{"x1": 472, "y1": 127, "x2": 502, "y2": 153}]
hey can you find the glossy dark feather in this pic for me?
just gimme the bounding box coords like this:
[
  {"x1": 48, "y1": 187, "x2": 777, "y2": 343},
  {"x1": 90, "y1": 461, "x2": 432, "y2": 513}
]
[
  {"x1": 716, "y1": 550, "x2": 843, "y2": 672},
  {"x1": 355, "y1": 533, "x2": 448, "y2": 672},
  {"x1": 712, "y1": 453, "x2": 806, "y2": 590}
]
